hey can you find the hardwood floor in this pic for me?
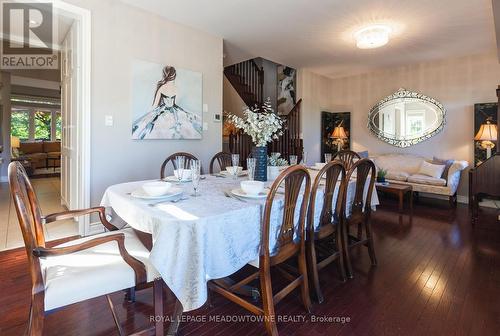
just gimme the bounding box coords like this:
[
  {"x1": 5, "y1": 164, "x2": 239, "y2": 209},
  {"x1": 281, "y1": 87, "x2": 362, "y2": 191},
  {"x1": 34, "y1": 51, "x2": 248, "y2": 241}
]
[{"x1": 1, "y1": 198, "x2": 499, "y2": 336}]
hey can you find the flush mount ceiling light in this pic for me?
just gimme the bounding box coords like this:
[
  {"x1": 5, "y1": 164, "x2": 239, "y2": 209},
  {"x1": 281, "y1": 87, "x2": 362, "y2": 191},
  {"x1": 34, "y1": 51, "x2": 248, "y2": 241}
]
[{"x1": 354, "y1": 25, "x2": 392, "y2": 49}]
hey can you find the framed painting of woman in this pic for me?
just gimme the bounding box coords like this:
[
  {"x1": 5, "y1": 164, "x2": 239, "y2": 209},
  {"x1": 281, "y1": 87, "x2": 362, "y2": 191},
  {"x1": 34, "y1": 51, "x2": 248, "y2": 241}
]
[{"x1": 132, "y1": 60, "x2": 203, "y2": 140}]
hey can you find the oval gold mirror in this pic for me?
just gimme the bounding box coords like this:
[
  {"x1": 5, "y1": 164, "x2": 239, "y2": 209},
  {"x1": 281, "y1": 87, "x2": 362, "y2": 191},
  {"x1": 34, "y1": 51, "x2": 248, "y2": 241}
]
[{"x1": 368, "y1": 88, "x2": 445, "y2": 148}]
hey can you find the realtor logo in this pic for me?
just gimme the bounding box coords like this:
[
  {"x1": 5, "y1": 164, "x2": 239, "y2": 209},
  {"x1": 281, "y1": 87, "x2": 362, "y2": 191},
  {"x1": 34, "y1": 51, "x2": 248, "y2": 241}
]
[{"x1": 1, "y1": 1, "x2": 58, "y2": 69}]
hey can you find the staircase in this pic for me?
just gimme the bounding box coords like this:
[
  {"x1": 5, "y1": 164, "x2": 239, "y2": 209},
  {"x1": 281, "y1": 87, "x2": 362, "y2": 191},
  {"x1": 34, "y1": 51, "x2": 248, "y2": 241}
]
[
  {"x1": 229, "y1": 99, "x2": 303, "y2": 168},
  {"x1": 224, "y1": 59, "x2": 263, "y2": 107},
  {"x1": 225, "y1": 58, "x2": 303, "y2": 166}
]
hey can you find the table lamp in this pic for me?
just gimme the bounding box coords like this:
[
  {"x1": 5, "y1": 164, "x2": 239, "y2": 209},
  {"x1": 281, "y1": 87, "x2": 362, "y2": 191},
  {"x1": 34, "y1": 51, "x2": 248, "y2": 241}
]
[
  {"x1": 474, "y1": 118, "x2": 497, "y2": 159},
  {"x1": 11, "y1": 136, "x2": 20, "y2": 158},
  {"x1": 331, "y1": 121, "x2": 348, "y2": 152}
]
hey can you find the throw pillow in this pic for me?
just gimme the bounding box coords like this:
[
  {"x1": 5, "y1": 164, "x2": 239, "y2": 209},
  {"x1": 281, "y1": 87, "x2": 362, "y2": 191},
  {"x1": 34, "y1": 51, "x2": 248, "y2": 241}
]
[
  {"x1": 432, "y1": 157, "x2": 454, "y2": 180},
  {"x1": 358, "y1": 150, "x2": 369, "y2": 159},
  {"x1": 418, "y1": 161, "x2": 445, "y2": 179}
]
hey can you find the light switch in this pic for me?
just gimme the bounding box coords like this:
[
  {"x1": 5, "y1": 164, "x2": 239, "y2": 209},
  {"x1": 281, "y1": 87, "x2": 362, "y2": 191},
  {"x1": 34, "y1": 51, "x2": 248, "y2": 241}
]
[
  {"x1": 203, "y1": 104, "x2": 208, "y2": 113},
  {"x1": 105, "y1": 115, "x2": 113, "y2": 126},
  {"x1": 203, "y1": 122, "x2": 208, "y2": 131}
]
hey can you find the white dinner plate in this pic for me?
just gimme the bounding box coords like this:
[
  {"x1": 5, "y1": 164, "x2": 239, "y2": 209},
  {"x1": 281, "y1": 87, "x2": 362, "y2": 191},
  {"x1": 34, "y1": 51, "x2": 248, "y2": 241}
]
[
  {"x1": 220, "y1": 171, "x2": 248, "y2": 177},
  {"x1": 164, "y1": 176, "x2": 192, "y2": 183},
  {"x1": 131, "y1": 187, "x2": 183, "y2": 200},
  {"x1": 231, "y1": 188, "x2": 269, "y2": 199}
]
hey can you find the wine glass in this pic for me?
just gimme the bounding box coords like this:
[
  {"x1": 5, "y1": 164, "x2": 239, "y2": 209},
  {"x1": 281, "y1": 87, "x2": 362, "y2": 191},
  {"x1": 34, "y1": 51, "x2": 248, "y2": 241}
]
[
  {"x1": 247, "y1": 157, "x2": 256, "y2": 181},
  {"x1": 175, "y1": 156, "x2": 185, "y2": 185},
  {"x1": 289, "y1": 155, "x2": 298, "y2": 165},
  {"x1": 324, "y1": 153, "x2": 332, "y2": 163},
  {"x1": 190, "y1": 160, "x2": 201, "y2": 197},
  {"x1": 231, "y1": 154, "x2": 240, "y2": 180},
  {"x1": 301, "y1": 152, "x2": 308, "y2": 166}
]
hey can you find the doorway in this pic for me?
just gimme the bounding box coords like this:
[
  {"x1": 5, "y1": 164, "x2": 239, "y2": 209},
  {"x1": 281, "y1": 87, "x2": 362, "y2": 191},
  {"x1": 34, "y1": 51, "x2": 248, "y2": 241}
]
[{"x1": 0, "y1": 1, "x2": 91, "y2": 250}]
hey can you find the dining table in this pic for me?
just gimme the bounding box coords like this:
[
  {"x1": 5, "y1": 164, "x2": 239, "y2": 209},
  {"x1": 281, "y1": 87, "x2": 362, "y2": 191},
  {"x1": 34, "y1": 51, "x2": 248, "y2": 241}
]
[{"x1": 100, "y1": 168, "x2": 379, "y2": 332}]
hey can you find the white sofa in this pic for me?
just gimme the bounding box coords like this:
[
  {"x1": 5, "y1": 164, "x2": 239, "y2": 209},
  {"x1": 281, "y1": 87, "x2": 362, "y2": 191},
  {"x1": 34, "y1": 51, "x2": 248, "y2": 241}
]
[{"x1": 372, "y1": 154, "x2": 469, "y2": 205}]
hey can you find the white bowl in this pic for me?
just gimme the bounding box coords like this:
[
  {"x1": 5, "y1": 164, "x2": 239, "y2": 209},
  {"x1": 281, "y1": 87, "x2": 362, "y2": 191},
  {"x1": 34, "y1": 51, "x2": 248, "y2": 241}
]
[
  {"x1": 315, "y1": 162, "x2": 327, "y2": 169},
  {"x1": 226, "y1": 166, "x2": 243, "y2": 175},
  {"x1": 174, "y1": 169, "x2": 192, "y2": 180},
  {"x1": 142, "y1": 181, "x2": 172, "y2": 196},
  {"x1": 240, "y1": 180, "x2": 264, "y2": 196}
]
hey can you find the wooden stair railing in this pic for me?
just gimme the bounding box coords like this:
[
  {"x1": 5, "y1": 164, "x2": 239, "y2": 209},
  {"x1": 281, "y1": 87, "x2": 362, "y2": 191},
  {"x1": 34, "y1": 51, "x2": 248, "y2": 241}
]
[
  {"x1": 224, "y1": 59, "x2": 264, "y2": 107},
  {"x1": 268, "y1": 99, "x2": 303, "y2": 161},
  {"x1": 229, "y1": 99, "x2": 304, "y2": 168}
]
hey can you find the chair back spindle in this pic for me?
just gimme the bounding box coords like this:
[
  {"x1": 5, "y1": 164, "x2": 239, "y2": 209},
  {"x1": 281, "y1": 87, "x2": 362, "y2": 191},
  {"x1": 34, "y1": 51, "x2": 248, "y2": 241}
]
[
  {"x1": 262, "y1": 165, "x2": 311, "y2": 261},
  {"x1": 308, "y1": 160, "x2": 347, "y2": 235},
  {"x1": 8, "y1": 162, "x2": 46, "y2": 300},
  {"x1": 160, "y1": 152, "x2": 200, "y2": 179},
  {"x1": 333, "y1": 150, "x2": 361, "y2": 172},
  {"x1": 345, "y1": 158, "x2": 376, "y2": 217},
  {"x1": 209, "y1": 152, "x2": 232, "y2": 174}
]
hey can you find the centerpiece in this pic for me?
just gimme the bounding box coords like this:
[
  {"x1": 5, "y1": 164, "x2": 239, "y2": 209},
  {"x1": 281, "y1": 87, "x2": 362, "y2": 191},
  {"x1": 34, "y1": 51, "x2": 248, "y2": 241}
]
[
  {"x1": 267, "y1": 153, "x2": 289, "y2": 180},
  {"x1": 227, "y1": 99, "x2": 284, "y2": 181}
]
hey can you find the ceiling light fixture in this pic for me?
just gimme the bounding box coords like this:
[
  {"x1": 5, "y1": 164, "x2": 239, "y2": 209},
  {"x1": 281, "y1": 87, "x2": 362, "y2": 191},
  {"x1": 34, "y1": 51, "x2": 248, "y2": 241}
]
[{"x1": 354, "y1": 24, "x2": 392, "y2": 49}]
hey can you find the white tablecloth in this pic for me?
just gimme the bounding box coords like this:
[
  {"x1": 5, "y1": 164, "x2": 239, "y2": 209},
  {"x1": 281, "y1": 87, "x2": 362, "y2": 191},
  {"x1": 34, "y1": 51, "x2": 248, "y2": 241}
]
[{"x1": 100, "y1": 173, "x2": 379, "y2": 312}]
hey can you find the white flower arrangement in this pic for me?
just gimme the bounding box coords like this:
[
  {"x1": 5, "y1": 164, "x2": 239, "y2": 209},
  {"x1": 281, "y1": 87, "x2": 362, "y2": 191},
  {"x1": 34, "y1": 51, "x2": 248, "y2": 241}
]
[
  {"x1": 268, "y1": 153, "x2": 288, "y2": 166},
  {"x1": 227, "y1": 99, "x2": 284, "y2": 147}
]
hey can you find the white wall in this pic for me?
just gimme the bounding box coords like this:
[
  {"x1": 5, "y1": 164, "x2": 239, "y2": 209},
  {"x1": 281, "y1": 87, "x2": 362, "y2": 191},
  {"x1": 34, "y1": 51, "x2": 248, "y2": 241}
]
[
  {"x1": 223, "y1": 76, "x2": 246, "y2": 117},
  {"x1": 299, "y1": 52, "x2": 500, "y2": 198},
  {"x1": 297, "y1": 69, "x2": 333, "y2": 164},
  {"x1": 65, "y1": 0, "x2": 223, "y2": 205},
  {"x1": 0, "y1": 72, "x2": 11, "y2": 181}
]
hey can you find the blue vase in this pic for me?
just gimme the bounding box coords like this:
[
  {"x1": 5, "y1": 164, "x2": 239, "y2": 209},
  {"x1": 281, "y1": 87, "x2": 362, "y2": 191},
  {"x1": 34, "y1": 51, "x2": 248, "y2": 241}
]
[{"x1": 252, "y1": 146, "x2": 267, "y2": 182}]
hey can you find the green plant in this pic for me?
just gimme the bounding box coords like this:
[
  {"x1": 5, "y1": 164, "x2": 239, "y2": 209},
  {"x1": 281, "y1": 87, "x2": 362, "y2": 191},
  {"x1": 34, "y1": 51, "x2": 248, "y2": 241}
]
[
  {"x1": 377, "y1": 168, "x2": 387, "y2": 178},
  {"x1": 268, "y1": 153, "x2": 288, "y2": 166}
]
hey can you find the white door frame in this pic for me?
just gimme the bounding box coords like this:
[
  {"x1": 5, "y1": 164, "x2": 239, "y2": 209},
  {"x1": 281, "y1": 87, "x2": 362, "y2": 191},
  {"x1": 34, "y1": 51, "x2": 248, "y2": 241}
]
[{"x1": 48, "y1": 0, "x2": 91, "y2": 236}]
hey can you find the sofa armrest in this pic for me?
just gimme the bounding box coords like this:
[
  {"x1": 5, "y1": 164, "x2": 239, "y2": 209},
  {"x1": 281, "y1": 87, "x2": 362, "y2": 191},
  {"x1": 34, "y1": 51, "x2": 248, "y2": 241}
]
[{"x1": 447, "y1": 160, "x2": 468, "y2": 194}]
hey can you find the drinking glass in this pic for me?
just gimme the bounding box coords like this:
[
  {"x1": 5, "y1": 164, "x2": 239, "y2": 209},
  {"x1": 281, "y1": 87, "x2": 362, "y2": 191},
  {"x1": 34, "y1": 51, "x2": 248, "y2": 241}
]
[
  {"x1": 324, "y1": 153, "x2": 332, "y2": 163},
  {"x1": 247, "y1": 157, "x2": 256, "y2": 181},
  {"x1": 190, "y1": 160, "x2": 201, "y2": 197},
  {"x1": 175, "y1": 156, "x2": 185, "y2": 185},
  {"x1": 231, "y1": 154, "x2": 240, "y2": 179},
  {"x1": 301, "y1": 152, "x2": 308, "y2": 166},
  {"x1": 289, "y1": 155, "x2": 298, "y2": 165}
]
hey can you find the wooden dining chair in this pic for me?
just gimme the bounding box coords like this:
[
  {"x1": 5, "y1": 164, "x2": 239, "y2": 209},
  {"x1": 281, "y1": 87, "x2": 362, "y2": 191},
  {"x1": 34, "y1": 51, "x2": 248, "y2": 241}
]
[
  {"x1": 160, "y1": 151, "x2": 201, "y2": 179},
  {"x1": 341, "y1": 158, "x2": 377, "y2": 278},
  {"x1": 209, "y1": 151, "x2": 232, "y2": 174},
  {"x1": 306, "y1": 160, "x2": 347, "y2": 303},
  {"x1": 333, "y1": 150, "x2": 361, "y2": 172},
  {"x1": 8, "y1": 161, "x2": 162, "y2": 336},
  {"x1": 209, "y1": 165, "x2": 312, "y2": 336}
]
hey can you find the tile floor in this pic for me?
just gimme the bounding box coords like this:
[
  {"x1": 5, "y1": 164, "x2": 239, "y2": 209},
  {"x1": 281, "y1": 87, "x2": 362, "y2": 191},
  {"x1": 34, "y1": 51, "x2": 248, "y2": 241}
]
[{"x1": 0, "y1": 177, "x2": 78, "y2": 251}]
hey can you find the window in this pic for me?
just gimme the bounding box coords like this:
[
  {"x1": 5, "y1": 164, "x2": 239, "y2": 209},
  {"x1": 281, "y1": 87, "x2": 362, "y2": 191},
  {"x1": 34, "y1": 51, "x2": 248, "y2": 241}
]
[
  {"x1": 11, "y1": 108, "x2": 30, "y2": 140},
  {"x1": 55, "y1": 112, "x2": 62, "y2": 140},
  {"x1": 10, "y1": 106, "x2": 61, "y2": 142},
  {"x1": 34, "y1": 110, "x2": 52, "y2": 140}
]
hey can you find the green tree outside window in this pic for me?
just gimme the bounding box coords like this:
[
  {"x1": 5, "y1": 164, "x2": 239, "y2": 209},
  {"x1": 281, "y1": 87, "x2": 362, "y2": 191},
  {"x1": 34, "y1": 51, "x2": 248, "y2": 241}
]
[
  {"x1": 11, "y1": 111, "x2": 30, "y2": 140},
  {"x1": 34, "y1": 111, "x2": 52, "y2": 140}
]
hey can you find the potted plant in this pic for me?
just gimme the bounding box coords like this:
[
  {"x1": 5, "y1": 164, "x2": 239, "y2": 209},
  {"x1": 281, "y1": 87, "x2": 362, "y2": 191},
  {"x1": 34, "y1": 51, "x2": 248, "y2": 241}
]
[
  {"x1": 267, "y1": 153, "x2": 288, "y2": 180},
  {"x1": 227, "y1": 99, "x2": 284, "y2": 181},
  {"x1": 377, "y1": 168, "x2": 387, "y2": 183}
]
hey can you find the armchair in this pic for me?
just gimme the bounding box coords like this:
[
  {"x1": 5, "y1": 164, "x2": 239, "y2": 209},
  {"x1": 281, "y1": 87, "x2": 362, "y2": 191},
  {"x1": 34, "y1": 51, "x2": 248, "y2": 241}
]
[{"x1": 8, "y1": 161, "x2": 161, "y2": 336}]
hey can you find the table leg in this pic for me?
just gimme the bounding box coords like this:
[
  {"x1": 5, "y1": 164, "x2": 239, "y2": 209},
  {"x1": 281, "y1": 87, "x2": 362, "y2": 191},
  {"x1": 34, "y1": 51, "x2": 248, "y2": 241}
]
[
  {"x1": 167, "y1": 299, "x2": 183, "y2": 336},
  {"x1": 154, "y1": 279, "x2": 164, "y2": 336},
  {"x1": 409, "y1": 191, "x2": 413, "y2": 213},
  {"x1": 398, "y1": 191, "x2": 404, "y2": 213}
]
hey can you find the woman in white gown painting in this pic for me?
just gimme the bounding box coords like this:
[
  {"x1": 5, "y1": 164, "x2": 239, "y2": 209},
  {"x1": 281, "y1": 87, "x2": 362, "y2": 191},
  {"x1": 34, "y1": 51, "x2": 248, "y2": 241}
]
[{"x1": 132, "y1": 66, "x2": 202, "y2": 139}]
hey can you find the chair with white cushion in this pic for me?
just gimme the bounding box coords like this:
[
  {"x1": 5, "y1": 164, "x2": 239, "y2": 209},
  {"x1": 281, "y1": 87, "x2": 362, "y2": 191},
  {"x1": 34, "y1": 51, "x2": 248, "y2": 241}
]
[{"x1": 8, "y1": 161, "x2": 161, "y2": 336}]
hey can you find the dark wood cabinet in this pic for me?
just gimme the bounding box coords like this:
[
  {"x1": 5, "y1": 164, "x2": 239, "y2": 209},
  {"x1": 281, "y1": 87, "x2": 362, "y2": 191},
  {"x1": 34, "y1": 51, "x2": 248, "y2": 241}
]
[{"x1": 469, "y1": 85, "x2": 500, "y2": 223}]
